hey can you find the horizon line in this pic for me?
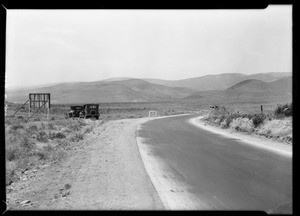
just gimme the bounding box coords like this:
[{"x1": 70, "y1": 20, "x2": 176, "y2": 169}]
[{"x1": 6, "y1": 71, "x2": 292, "y2": 90}]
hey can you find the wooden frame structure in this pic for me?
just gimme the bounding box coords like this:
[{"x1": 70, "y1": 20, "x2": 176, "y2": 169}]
[
  {"x1": 9, "y1": 93, "x2": 51, "y2": 121},
  {"x1": 28, "y1": 93, "x2": 51, "y2": 121}
]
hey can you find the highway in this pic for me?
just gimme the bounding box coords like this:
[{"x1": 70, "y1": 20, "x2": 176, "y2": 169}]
[{"x1": 137, "y1": 114, "x2": 292, "y2": 213}]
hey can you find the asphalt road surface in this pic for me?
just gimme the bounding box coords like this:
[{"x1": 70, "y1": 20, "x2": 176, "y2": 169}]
[{"x1": 138, "y1": 114, "x2": 292, "y2": 213}]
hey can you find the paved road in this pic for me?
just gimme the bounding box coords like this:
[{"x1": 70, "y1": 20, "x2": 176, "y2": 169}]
[{"x1": 137, "y1": 114, "x2": 292, "y2": 213}]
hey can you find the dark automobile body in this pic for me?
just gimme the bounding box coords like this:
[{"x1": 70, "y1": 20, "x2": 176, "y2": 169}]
[
  {"x1": 69, "y1": 106, "x2": 84, "y2": 118},
  {"x1": 79, "y1": 104, "x2": 100, "y2": 119}
]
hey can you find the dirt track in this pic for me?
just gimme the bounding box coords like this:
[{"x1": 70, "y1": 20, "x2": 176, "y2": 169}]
[{"x1": 6, "y1": 118, "x2": 164, "y2": 210}]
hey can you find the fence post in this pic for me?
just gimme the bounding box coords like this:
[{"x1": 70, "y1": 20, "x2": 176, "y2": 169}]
[
  {"x1": 47, "y1": 107, "x2": 50, "y2": 120},
  {"x1": 28, "y1": 101, "x2": 31, "y2": 118},
  {"x1": 261, "y1": 105, "x2": 263, "y2": 114}
]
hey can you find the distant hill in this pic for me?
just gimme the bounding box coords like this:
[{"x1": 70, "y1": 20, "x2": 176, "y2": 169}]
[
  {"x1": 6, "y1": 79, "x2": 197, "y2": 104},
  {"x1": 226, "y1": 79, "x2": 270, "y2": 92},
  {"x1": 101, "y1": 77, "x2": 132, "y2": 82},
  {"x1": 143, "y1": 73, "x2": 246, "y2": 91},
  {"x1": 268, "y1": 77, "x2": 293, "y2": 93},
  {"x1": 226, "y1": 77, "x2": 292, "y2": 93},
  {"x1": 6, "y1": 72, "x2": 292, "y2": 104},
  {"x1": 246, "y1": 72, "x2": 292, "y2": 82},
  {"x1": 6, "y1": 81, "x2": 80, "y2": 91},
  {"x1": 206, "y1": 77, "x2": 292, "y2": 103},
  {"x1": 143, "y1": 72, "x2": 291, "y2": 91},
  {"x1": 183, "y1": 90, "x2": 222, "y2": 100}
]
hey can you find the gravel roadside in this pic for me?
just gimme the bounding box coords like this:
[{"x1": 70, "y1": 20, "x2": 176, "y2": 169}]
[{"x1": 6, "y1": 118, "x2": 164, "y2": 210}]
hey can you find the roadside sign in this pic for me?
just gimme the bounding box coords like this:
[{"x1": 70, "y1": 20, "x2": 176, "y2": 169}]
[
  {"x1": 29, "y1": 93, "x2": 50, "y2": 109},
  {"x1": 28, "y1": 93, "x2": 51, "y2": 121}
]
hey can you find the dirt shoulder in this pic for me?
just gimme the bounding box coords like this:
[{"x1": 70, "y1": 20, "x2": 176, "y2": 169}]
[
  {"x1": 6, "y1": 118, "x2": 164, "y2": 210},
  {"x1": 189, "y1": 115, "x2": 292, "y2": 157}
]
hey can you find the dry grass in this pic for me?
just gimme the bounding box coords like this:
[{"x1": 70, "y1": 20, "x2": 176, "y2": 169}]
[
  {"x1": 5, "y1": 117, "x2": 97, "y2": 186},
  {"x1": 257, "y1": 118, "x2": 292, "y2": 141},
  {"x1": 229, "y1": 117, "x2": 254, "y2": 133},
  {"x1": 204, "y1": 104, "x2": 292, "y2": 143}
]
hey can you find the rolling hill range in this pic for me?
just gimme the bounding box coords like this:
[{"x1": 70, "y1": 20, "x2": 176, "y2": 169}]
[
  {"x1": 143, "y1": 72, "x2": 291, "y2": 91},
  {"x1": 6, "y1": 79, "x2": 198, "y2": 104},
  {"x1": 143, "y1": 73, "x2": 246, "y2": 91},
  {"x1": 225, "y1": 77, "x2": 292, "y2": 94},
  {"x1": 6, "y1": 73, "x2": 292, "y2": 104},
  {"x1": 200, "y1": 77, "x2": 292, "y2": 103}
]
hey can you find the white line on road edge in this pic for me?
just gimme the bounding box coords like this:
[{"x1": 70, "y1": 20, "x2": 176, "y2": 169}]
[{"x1": 188, "y1": 115, "x2": 292, "y2": 158}]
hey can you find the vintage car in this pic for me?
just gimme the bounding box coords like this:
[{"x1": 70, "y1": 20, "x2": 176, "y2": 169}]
[
  {"x1": 68, "y1": 106, "x2": 84, "y2": 118},
  {"x1": 79, "y1": 104, "x2": 100, "y2": 119}
]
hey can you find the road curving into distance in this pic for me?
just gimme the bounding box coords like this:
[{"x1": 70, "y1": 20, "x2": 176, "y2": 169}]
[{"x1": 136, "y1": 113, "x2": 292, "y2": 213}]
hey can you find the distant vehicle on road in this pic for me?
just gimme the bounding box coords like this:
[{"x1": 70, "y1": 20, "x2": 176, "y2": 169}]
[
  {"x1": 68, "y1": 106, "x2": 84, "y2": 118},
  {"x1": 79, "y1": 104, "x2": 100, "y2": 119}
]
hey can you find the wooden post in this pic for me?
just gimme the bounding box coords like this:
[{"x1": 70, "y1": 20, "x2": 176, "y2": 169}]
[
  {"x1": 28, "y1": 101, "x2": 31, "y2": 118},
  {"x1": 261, "y1": 105, "x2": 263, "y2": 114},
  {"x1": 47, "y1": 107, "x2": 50, "y2": 120}
]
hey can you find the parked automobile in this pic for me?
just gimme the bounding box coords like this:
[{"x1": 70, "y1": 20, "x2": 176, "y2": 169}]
[
  {"x1": 79, "y1": 104, "x2": 100, "y2": 119},
  {"x1": 68, "y1": 106, "x2": 84, "y2": 118}
]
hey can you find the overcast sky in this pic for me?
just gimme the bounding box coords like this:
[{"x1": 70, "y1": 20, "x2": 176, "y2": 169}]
[{"x1": 6, "y1": 6, "x2": 292, "y2": 88}]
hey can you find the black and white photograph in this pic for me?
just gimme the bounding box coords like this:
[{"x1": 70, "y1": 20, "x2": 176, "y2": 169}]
[{"x1": 4, "y1": 6, "x2": 292, "y2": 213}]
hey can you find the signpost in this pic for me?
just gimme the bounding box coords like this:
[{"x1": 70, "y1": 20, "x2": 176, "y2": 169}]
[{"x1": 28, "y1": 93, "x2": 51, "y2": 121}]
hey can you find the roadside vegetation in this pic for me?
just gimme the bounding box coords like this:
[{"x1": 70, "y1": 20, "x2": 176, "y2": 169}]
[
  {"x1": 203, "y1": 103, "x2": 292, "y2": 143},
  {"x1": 5, "y1": 117, "x2": 100, "y2": 186}
]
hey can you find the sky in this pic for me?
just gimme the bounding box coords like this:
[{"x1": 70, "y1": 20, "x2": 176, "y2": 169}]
[{"x1": 6, "y1": 6, "x2": 292, "y2": 88}]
